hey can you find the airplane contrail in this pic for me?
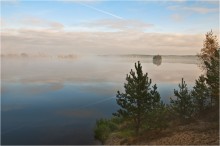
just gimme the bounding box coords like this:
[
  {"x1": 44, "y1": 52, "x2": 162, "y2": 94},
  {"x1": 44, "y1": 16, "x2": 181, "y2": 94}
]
[{"x1": 78, "y1": 2, "x2": 124, "y2": 20}]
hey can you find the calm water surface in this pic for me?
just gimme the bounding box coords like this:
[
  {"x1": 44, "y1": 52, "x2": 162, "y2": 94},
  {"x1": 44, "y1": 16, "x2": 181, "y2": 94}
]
[{"x1": 1, "y1": 55, "x2": 202, "y2": 144}]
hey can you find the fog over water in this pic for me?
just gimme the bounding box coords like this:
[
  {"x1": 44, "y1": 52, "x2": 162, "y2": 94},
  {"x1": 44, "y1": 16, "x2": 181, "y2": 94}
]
[{"x1": 1, "y1": 55, "x2": 202, "y2": 144}]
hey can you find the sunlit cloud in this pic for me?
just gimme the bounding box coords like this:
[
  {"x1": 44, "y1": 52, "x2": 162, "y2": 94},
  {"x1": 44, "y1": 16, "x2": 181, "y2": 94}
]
[
  {"x1": 198, "y1": 0, "x2": 219, "y2": 6},
  {"x1": 84, "y1": 19, "x2": 153, "y2": 31},
  {"x1": 0, "y1": 18, "x2": 5, "y2": 31},
  {"x1": 1, "y1": 28, "x2": 206, "y2": 55},
  {"x1": 1, "y1": 16, "x2": 64, "y2": 30},
  {"x1": 174, "y1": 0, "x2": 186, "y2": 2},
  {"x1": 21, "y1": 17, "x2": 64, "y2": 29},
  {"x1": 168, "y1": 5, "x2": 219, "y2": 14}
]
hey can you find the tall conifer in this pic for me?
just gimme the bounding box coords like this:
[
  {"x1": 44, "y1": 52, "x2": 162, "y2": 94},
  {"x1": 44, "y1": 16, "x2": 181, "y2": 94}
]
[
  {"x1": 113, "y1": 61, "x2": 161, "y2": 133},
  {"x1": 170, "y1": 78, "x2": 193, "y2": 120},
  {"x1": 191, "y1": 75, "x2": 210, "y2": 113}
]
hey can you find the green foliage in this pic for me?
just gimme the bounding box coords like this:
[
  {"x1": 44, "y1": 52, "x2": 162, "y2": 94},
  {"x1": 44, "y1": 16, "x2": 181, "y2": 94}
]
[
  {"x1": 204, "y1": 48, "x2": 219, "y2": 108},
  {"x1": 170, "y1": 78, "x2": 194, "y2": 120},
  {"x1": 94, "y1": 118, "x2": 118, "y2": 144},
  {"x1": 199, "y1": 30, "x2": 219, "y2": 69},
  {"x1": 144, "y1": 102, "x2": 168, "y2": 130},
  {"x1": 114, "y1": 128, "x2": 135, "y2": 138},
  {"x1": 198, "y1": 30, "x2": 219, "y2": 108},
  {"x1": 191, "y1": 75, "x2": 210, "y2": 113},
  {"x1": 113, "y1": 61, "x2": 161, "y2": 133}
]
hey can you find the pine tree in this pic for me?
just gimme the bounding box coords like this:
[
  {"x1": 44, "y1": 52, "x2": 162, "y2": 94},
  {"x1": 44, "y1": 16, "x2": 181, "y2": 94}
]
[
  {"x1": 191, "y1": 75, "x2": 210, "y2": 113},
  {"x1": 146, "y1": 101, "x2": 168, "y2": 130},
  {"x1": 170, "y1": 78, "x2": 193, "y2": 120},
  {"x1": 113, "y1": 61, "x2": 161, "y2": 133},
  {"x1": 199, "y1": 30, "x2": 219, "y2": 69},
  {"x1": 204, "y1": 48, "x2": 219, "y2": 108},
  {"x1": 198, "y1": 30, "x2": 219, "y2": 107}
]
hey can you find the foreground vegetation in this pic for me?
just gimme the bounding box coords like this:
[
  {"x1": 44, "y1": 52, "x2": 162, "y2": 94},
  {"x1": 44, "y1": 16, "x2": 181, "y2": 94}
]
[{"x1": 94, "y1": 31, "x2": 219, "y2": 145}]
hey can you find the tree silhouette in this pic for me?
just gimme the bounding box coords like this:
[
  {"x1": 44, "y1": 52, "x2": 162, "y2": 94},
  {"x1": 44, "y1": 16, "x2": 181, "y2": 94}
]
[
  {"x1": 191, "y1": 75, "x2": 210, "y2": 113},
  {"x1": 170, "y1": 78, "x2": 193, "y2": 120},
  {"x1": 204, "y1": 48, "x2": 219, "y2": 108},
  {"x1": 113, "y1": 61, "x2": 161, "y2": 133},
  {"x1": 199, "y1": 30, "x2": 219, "y2": 70},
  {"x1": 198, "y1": 30, "x2": 219, "y2": 108}
]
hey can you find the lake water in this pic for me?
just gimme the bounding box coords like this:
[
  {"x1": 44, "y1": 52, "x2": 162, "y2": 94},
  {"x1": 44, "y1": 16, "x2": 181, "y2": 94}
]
[{"x1": 1, "y1": 55, "x2": 202, "y2": 145}]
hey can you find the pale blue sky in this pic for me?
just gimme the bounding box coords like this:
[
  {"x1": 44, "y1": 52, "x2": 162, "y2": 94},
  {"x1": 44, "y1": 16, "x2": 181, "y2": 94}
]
[{"x1": 1, "y1": 0, "x2": 219, "y2": 55}]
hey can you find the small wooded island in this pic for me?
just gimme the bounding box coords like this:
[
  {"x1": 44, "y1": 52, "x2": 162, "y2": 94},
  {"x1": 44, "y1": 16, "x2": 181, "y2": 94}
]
[{"x1": 153, "y1": 55, "x2": 162, "y2": 66}]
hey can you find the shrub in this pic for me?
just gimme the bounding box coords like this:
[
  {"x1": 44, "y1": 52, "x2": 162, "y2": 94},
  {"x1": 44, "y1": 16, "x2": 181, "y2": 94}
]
[{"x1": 94, "y1": 118, "x2": 118, "y2": 143}]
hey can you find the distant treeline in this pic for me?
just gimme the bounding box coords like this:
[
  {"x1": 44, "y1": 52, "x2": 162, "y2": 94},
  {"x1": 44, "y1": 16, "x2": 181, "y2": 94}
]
[
  {"x1": 99, "y1": 54, "x2": 199, "y2": 64},
  {"x1": 99, "y1": 54, "x2": 197, "y2": 58}
]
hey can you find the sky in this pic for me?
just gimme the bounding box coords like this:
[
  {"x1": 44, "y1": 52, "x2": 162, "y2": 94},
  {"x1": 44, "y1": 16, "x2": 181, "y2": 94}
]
[{"x1": 1, "y1": 0, "x2": 219, "y2": 55}]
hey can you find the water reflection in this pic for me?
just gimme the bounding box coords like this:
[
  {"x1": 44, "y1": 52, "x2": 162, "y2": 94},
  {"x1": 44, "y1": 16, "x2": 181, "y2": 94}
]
[
  {"x1": 1, "y1": 55, "x2": 200, "y2": 84},
  {"x1": 1, "y1": 55, "x2": 202, "y2": 145}
]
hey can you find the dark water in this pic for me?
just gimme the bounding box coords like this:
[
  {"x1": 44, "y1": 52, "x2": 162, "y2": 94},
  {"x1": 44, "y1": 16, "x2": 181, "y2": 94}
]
[{"x1": 1, "y1": 55, "x2": 202, "y2": 145}]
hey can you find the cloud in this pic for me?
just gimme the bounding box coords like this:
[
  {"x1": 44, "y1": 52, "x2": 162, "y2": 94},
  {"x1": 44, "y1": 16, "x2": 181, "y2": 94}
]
[
  {"x1": 174, "y1": 0, "x2": 186, "y2": 2},
  {"x1": 170, "y1": 14, "x2": 184, "y2": 22},
  {"x1": 85, "y1": 19, "x2": 154, "y2": 31},
  {"x1": 168, "y1": 5, "x2": 219, "y2": 14},
  {"x1": 183, "y1": 7, "x2": 218, "y2": 14},
  {"x1": 2, "y1": 16, "x2": 64, "y2": 30},
  {"x1": 1, "y1": 0, "x2": 20, "y2": 5},
  {"x1": 0, "y1": 18, "x2": 4, "y2": 26},
  {"x1": 1, "y1": 28, "x2": 208, "y2": 55},
  {"x1": 199, "y1": 0, "x2": 219, "y2": 6},
  {"x1": 21, "y1": 17, "x2": 64, "y2": 29},
  {"x1": 49, "y1": 22, "x2": 64, "y2": 29}
]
